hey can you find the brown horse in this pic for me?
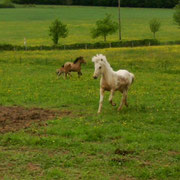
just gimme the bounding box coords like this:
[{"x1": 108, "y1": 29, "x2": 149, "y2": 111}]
[
  {"x1": 56, "y1": 56, "x2": 86, "y2": 78},
  {"x1": 56, "y1": 64, "x2": 72, "y2": 78}
]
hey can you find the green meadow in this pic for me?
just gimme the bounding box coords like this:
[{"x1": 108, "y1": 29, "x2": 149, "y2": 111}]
[
  {"x1": 0, "y1": 45, "x2": 179, "y2": 179},
  {"x1": 0, "y1": 6, "x2": 179, "y2": 46}
]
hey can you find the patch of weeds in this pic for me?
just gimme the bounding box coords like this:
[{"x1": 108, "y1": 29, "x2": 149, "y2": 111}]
[
  {"x1": 157, "y1": 60, "x2": 171, "y2": 72},
  {"x1": 134, "y1": 104, "x2": 148, "y2": 113},
  {"x1": 110, "y1": 157, "x2": 127, "y2": 166},
  {"x1": 46, "y1": 168, "x2": 66, "y2": 179},
  {"x1": 153, "y1": 166, "x2": 180, "y2": 179},
  {"x1": 84, "y1": 128, "x2": 104, "y2": 142}
]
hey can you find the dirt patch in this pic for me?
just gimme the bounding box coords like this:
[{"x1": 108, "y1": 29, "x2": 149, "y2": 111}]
[
  {"x1": 168, "y1": 151, "x2": 180, "y2": 156},
  {"x1": 27, "y1": 163, "x2": 41, "y2": 172},
  {"x1": 0, "y1": 106, "x2": 71, "y2": 133},
  {"x1": 115, "y1": 148, "x2": 135, "y2": 156}
]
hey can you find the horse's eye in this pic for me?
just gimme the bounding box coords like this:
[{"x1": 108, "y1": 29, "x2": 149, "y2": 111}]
[
  {"x1": 99, "y1": 66, "x2": 101, "y2": 69},
  {"x1": 101, "y1": 59, "x2": 103, "y2": 61}
]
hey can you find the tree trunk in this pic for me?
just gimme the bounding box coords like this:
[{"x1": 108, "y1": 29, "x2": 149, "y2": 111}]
[{"x1": 118, "y1": 0, "x2": 122, "y2": 41}]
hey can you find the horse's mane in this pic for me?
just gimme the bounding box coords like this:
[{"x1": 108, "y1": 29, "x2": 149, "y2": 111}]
[
  {"x1": 73, "y1": 57, "x2": 82, "y2": 64},
  {"x1": 92, "y1": 54, "x2": 113, "y2": 71}
]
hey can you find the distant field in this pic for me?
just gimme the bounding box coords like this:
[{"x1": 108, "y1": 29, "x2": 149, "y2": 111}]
[
  {"x1": 0, "y1": 45, "x2": 179, "y2": 179},
  {"x1": 0, "y1": 6, "x2": 179, "y2": 46}
]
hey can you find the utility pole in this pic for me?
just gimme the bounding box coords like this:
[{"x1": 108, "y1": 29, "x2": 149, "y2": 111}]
[{"x1": 118, "y1": 0, "x2": 122, "y2": 41}]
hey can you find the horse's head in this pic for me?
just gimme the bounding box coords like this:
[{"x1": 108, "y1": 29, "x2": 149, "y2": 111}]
[
  {"x1": 92, "y1": 54, "x2": 107, "y2": 79},
  {"x1": 79, "y1": 56, "x2": 86, "y2": 64},
  {"x1": 74, "y1": 56, "x2": 86, "y2": 64}
]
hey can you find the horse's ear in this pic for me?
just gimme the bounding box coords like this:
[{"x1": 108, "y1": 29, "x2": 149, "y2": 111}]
[{"x1": 92, "y1": 57, "x2": 96, "y2": 62}]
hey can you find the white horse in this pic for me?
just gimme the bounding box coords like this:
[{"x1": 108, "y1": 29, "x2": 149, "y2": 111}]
[{"x1": 92, "y1": 54, "x2": 135, "y2": 113}]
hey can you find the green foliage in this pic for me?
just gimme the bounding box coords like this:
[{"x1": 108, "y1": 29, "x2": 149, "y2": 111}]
[
  {"x1": 2, "y1": 0, "x2": 12, "y2": 5},
  {"x1": 0, "y1": 0, "x2": 14, "y2": 8},
  {"x1": 91, "y1": 14, "x2": 118, "y2": 42},
  {"x1": 12, "y1": 0, "x2": 179, "y2": 8},
  {"x1": 0, "y1": 39, "x2": 161, "y2": 51},
  {"x1": 149, "y1": 18, "x2": 161, "y2": 39},
  {"x1": 49, "y1": 19, "x2": 68, "y2": 45},
  {"x1": 173, "y1": 2, "x2": 180, "y2": 27}
]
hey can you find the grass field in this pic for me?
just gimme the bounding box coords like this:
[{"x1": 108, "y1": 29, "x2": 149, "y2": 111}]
[
  {"x1": 0, "y1": 45, "x2": 179, "y2": 179},
  {"x1": 0, "y1": 5, "x2": 179, "y2": 46}
]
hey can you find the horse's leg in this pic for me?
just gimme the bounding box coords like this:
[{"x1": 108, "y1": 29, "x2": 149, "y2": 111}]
[
  {"x1": 68, "y1": 72, "x2": 72, "y2": 77},
  {"x1": 59, "y1": 71, "x2": 64, "y2": 76},
  {"x1": 65, "y1": 72, "x2": 68, "y2": 79},
  {"x1": 125, "y1": 93, "x2": 128, "y2": 107},
  {"x1": 98, "y1": 88, "x2": 104, "y2": 114},
  {"x1": 118, "y1": 91, "x2": 127, "y2": 111},
  {"x1": 78, "y1": 71, "x2": 82, "y2": 78},
  {"x1": 57, "y1": 72, "x2": 63, "y2": 79},
  {"x1": 109, "y1": 90, "x2": 116, "y2": 106}
]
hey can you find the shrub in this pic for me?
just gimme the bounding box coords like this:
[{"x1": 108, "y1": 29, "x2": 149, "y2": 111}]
[
  {"x1": 0, "y1": 39, "x2": 161, "y2": 51},
  {"x1": 0, "y1": 0, "x2": 15, "y2": 8},
  {"x1": 173, "y1": 2, "x2": 180, "y2": 27}
]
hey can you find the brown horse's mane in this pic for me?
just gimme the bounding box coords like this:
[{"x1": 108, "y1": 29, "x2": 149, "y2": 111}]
[{"x1": 73, "y1": 57, "x2": 83, "y2": 64}]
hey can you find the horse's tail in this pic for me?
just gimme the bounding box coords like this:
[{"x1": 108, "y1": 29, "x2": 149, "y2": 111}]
[{"x1": 130, "y1": 73, "x2": 135, "y2": 85}]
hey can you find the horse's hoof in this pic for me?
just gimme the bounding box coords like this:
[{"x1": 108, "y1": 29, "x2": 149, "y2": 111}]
[{"x1": 110, "y1": 100, "x2": 116, "y2": 106}]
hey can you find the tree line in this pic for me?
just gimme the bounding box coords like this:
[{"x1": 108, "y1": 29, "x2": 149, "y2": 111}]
[{"x1": 12, "y1": 0, "x2": 179, "y2": 8}]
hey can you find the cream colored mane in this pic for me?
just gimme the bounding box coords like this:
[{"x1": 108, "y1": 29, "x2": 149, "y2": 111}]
[{"x1": 92, "y1": 54, "x2": 113, "y2": 72}]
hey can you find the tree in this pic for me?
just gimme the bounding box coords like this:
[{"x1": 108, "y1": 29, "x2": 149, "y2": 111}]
[
  {"x1": 149, "y1": 18, "x2": 161, "y2": 39},
  {"x1": 91, "y1": 14, "x2": 118, "y2": 42},
  {"x1": 1, "y1": 0, "x2": 15, "y2": 7},
  {"x1": 173, "y1": 2, "x2": 180, "y2": 27},
  {"x1": 49, "y1": 19, "x2": 68, "y2": 45}
]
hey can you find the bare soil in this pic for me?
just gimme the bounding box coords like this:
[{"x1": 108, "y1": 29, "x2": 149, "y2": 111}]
[
  {"x1": 115, "y1": 148, "x2": 135, "y2": 156},
  {"x1": 0, "y1": 106, "x2": 71, "y2": 133}
]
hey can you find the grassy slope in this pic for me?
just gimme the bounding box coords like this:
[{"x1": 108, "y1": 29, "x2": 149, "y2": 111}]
[
  {"x1": 0, "y1": 6, "x2": 179, "y2": 46},
  {"x1": 0, "y1": 45, "x2": 179, "y2": 179}
]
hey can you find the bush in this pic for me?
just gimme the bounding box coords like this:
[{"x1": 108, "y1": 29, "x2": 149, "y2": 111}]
[
  {"x1": 0, "y1": 39, "x2": 160, "y2": 51},
  {"x1": 0, "y1": 0, "x2": 15, "y2": 8},
  {"x1": 173, "y1": 2, "x2": 180, "y2": 27},
  {"x1": 11, "y1": 0, "x2": 179, "y2": 8}
]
